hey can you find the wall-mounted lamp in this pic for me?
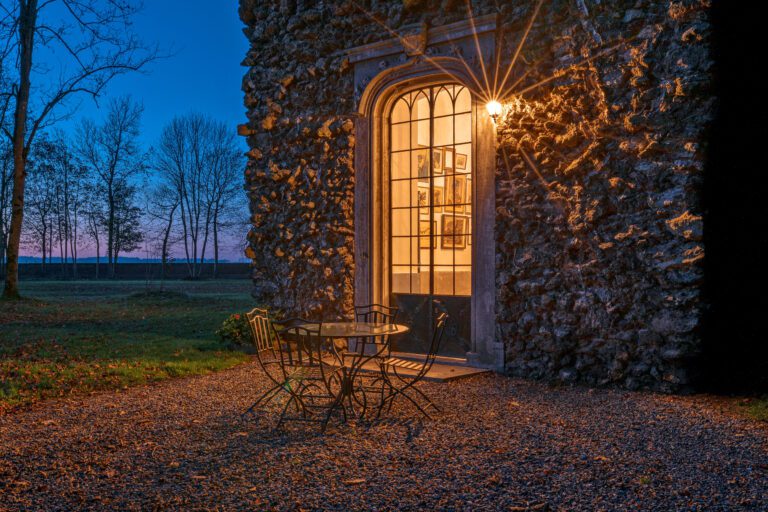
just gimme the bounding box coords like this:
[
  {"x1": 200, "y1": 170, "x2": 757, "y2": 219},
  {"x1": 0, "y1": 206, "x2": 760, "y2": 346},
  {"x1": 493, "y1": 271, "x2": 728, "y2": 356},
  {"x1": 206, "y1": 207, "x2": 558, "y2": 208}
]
[{"x1": 486, "y1": 100, "x2": 502, "y2": 124}]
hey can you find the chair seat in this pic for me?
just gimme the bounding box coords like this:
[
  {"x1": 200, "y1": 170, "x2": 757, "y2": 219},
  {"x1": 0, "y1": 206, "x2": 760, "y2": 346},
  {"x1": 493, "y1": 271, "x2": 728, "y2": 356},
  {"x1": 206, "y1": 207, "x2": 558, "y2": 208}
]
[{"x1": 381, "y1": 357, "x2": 426, "y2": 372}]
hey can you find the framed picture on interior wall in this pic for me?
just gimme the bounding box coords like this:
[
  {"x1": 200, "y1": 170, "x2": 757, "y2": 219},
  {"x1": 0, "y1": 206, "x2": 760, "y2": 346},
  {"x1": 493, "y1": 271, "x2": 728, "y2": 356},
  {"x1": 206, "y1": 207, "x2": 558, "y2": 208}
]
[
  {"x1": 432, "y1": 186, "x2": 444, "y2": 213},
  {"x1": 416, "y1": 150, "x2": 429, "y2": 182},
  {"x1": 419, "y1": 220, "x2": 437, "y2": 249},
  {"x1": 441, "y1": 215, "x2": 468, "y2": 249},
  {"x1": 417, "y1": 186, "x2": 430, "y2": 217},
  {"x1": 445, "y1": 174, "x2": 467, "y2": 213},
  {"x1": 456, "y1": 152, "x2": 467, "y2": 170},
  {"x1": 432, "y1": 149, "x2": 443, "y2": 175},
  {"x1": 442, "y1": 147, "x2": 455, "y2": 172}
]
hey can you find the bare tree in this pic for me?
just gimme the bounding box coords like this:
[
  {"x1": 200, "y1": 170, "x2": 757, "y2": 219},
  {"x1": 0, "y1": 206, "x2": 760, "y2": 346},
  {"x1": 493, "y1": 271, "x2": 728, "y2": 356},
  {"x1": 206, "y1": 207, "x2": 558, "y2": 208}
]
[
  {"x1": 146, "y1": 182, "x2": 180, "y2": 280},
  {"x1": 154, "y1": 114, "x2": 243, "y2": 279},
  {"x1": 203, "y1": 124, "x2": 244, "y2": 277},
  {"x1": 76, "y1": 96, "x2": 145, "y2": 278},
  {"x1": 64, "y1": 157, "x2": 87, "y2": 277},
  {"x1": 1, "y1": 0, "x2": 157, "y2": 298},
  {"x1": 0, "y1": 70, "x2": 13, "y2": 276},
  {"x1": 81, "y1": 182, "x2": 105, "y2": 278},
  {"x1": 0, "y1": 139, "x2": 11, "y2": 276},
  {"x1": 111, "y1": 180, "x2": 143, "y2": 266},
  {"x1": 23, "y1": 137, "x2": 58, "y2": 269}
]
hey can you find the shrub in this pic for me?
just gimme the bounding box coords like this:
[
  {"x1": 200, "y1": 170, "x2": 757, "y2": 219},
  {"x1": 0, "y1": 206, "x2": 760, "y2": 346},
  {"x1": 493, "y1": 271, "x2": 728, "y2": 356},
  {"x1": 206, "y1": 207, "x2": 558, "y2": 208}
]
[{"x1": 216, "y1": 313, "x2": 251, "y2": 347}]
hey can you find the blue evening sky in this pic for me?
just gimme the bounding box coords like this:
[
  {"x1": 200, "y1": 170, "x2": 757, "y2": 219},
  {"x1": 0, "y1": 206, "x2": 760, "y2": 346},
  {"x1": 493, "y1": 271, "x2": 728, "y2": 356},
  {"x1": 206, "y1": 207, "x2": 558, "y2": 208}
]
[
  {"x1": 33, "y1": 1, "x2": 251, "y2": 261},
  {"x1": 55, "y1": 1, "x2": 249, "y2": 151}
]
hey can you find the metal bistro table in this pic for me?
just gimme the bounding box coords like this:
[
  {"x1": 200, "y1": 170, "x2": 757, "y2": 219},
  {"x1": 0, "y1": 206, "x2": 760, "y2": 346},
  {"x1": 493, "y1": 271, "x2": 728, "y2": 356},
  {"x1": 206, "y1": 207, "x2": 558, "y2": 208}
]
[{"x1": 319, "y1": 321, "x2": 410, "y2": 421}]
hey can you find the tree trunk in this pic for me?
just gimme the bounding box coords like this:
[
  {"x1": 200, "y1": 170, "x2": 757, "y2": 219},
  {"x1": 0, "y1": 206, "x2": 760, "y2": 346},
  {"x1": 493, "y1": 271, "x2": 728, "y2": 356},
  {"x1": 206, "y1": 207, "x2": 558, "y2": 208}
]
[
  {"x1": 95, "y1": 235, "x2": 100, "y2": 279},
  {"x1": 40, "y1": 222, "x2": 47, "y2": 271},
  {"x1": 70, "y1": 212, "x2": 78, "y2": 279},
  {"x1": 0, "y1": 232, "x2": 6, "y2": 277},
  {"x1": 3, "y1": 0, "x2": 38, "y2": 299},
  {"x1": 161, "y1": 203, "x2": 177, "y2": 280},
  {"x1": 48, "y1": 218, "x2": 53, "y2": 266},
  {"x1": 213, "y1": 210, "x2": 219, "y2": 279},
  {"x1": 107, "y1": 187, "x2": 115, "y2": 278}
]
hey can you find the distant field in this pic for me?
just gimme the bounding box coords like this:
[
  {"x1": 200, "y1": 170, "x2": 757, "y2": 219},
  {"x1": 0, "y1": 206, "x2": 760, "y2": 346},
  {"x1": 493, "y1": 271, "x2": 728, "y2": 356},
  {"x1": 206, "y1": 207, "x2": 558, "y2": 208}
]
[{"x1": 0, "y1": 280, "x2": 255, "y2": 413}]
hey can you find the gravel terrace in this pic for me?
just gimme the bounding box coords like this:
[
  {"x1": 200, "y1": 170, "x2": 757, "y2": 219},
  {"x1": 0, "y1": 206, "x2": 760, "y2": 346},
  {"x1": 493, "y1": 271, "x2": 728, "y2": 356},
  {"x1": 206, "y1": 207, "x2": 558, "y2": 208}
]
[{"x1": 0, "y1": 360, "x2": 766, "y2": 511}]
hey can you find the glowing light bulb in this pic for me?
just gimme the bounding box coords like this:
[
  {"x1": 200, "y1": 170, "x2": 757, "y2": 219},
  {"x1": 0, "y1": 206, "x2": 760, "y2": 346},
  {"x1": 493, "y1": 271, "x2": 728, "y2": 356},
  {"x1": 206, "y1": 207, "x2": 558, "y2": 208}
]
[{"x1": 486, "y1": 100, "x2": 502, "y2": 123}]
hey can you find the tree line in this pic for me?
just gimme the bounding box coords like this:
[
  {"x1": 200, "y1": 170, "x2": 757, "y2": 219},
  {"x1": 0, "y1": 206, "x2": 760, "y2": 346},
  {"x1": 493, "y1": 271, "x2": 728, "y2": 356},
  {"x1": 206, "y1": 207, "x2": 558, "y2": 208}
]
[
  {"x1": 0, "y1": 98, "x2": 246, "y2": 281},
  {"x1": 0, "y1": 1, "x2": 245, "y2": 296}
]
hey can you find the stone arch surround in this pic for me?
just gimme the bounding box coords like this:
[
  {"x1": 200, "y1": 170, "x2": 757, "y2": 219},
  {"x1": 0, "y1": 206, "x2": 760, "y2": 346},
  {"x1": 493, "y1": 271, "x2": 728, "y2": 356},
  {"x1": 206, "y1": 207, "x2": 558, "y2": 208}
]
[{"x1": 352, "y1": 58, "x2": 501, "y2": 368}]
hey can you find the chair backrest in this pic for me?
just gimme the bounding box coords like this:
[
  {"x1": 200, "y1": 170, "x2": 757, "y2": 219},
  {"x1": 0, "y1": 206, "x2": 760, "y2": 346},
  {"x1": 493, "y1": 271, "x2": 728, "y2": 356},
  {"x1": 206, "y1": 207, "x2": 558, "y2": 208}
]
[
  {"x1": 246, "y1": 307, "x2": 275, "y2": 353},
  {"x1": 355, "y1": 303, "x2": 398, "y2": 324},
  {"x1": 246, "y1": 307, "x2": 291, "y2": 386},
  {"x1": 275, "y1": 320, "x2": 323, "y2": 367},
  {"x1": 422, "y1": 311, "x2": 449, "y2": 374}
]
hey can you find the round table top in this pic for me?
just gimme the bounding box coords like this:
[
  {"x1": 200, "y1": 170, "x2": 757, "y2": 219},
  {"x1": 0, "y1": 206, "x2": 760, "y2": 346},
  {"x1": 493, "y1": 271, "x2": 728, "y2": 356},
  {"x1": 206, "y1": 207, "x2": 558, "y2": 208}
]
[{"x1": 319, "y1": 322, "x2": 410, "y2": 338}]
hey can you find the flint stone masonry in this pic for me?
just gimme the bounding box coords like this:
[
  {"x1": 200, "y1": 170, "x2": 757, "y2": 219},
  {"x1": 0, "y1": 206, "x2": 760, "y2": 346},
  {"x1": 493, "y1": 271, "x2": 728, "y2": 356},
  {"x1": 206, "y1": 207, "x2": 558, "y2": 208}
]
[{"x1": 239, "y1": 0, "x2": 712, "y2": 392}]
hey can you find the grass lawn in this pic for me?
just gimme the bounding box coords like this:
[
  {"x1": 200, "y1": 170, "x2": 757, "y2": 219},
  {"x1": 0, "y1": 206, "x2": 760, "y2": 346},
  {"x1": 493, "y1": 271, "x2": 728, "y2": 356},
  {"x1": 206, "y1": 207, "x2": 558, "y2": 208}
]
[
  {"x1": 0, "y1": 279, "x2": 255, "y2": 413},
  {"x1": 742, "y1": 396, "x2": 768, "y2": 422}
]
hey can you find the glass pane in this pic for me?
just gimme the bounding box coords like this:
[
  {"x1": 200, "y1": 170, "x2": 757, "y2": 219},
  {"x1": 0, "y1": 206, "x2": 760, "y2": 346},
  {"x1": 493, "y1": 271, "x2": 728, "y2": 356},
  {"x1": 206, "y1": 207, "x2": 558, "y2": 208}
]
[
  {"x1": 413, "y1": 149, "x2": 429, "y2": 182},
  {"x1": 441, "y1": 147, "x2": 456, "y2": 175},
  {"x1": 391, "y1": 151, "x2": 410, "y2": 181},
  {"x1": 432, "y1": 234, "x2": 450, "y2": 266},
  {"x1": 434, "y1": 87, "x2": 454, "y2": 117},
  {"x1": 416, "y1": 265, "x2": 430, "y2": 294},
  {"x1": 455, "y1": 86, "x2": 471, "y2": 113},
  {"x1": 442, "y1": 214, "x2": 469, "y2": 250},
  {"x1": 433, "y1": 116, "x2": 453, "y2": 147},
  {"x1": 410, "y1": 237, "x2": 421, "y2": 266},
  {"x1": 391, "y1": 179, "x2": 411, "y2": 208},
  {"x1": 432, "y1": 179, "x2": 445, "y2": 212},
  {"x1": 412, "y1": 92, "x2": 430, "y2": 121},
  {"x1": 418, "y1": 219, "x2": 433, "y2": 250},
  {"x1": 392, "y1": 122, "x2": 410, "y2": 151},
  {"x1": 411, "y1": 267, "x2": 429, "y2": 293},
  {"x1": 415, "y1": 183, "x2": 430, "y2": 217},
  {"x1": 453, "y1": 217, "x2": 471, "y2": 265},
  {"x1": 455, "y1": 113, "x2": 471, "y2": 144},
  {"x1": 454, "y1": 143, "x2": 471, "y2": 175},
  {"x1": 392, "y1": 98, "x2": 410, "y2": 124},
  {"x1": 434, "y1": 265, "x2": 454, "y2": 295},
  {"x1": 455, "y1": 266, "x2": 471, "y2": 295},
  {"x1": 413, "y1": 118, "x2": 430, "y2": 148},
  {"x1": 392, "y1": 237, "x2": 411, "y2": 265},
  {"x1": 392, "y1": 265, "x2": 411, "y2": 294},
  {"x1": 392, "y1": 209, "x2": 411, "y2": 236},
  {"x1": 444, "y1": 175, "x2": 468, "y2": 210}
]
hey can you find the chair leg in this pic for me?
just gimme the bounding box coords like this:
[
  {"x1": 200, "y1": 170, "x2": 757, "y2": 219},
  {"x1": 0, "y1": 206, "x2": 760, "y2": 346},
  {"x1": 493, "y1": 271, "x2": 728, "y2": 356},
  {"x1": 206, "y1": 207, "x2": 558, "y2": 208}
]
[
  {"x1": 397, "y1": 387, "x2": 433, "y2": 419},
  {"x1": 321, "y1": 391, "x2": 345, "y2": 432},
  {"x1": 381, "y1": 368, "x2": 438, "y2": 419},
  {"x1": 242, "y1": 382, "x2": 283, "y2": 419},
  {"x1": 276, "y1": 393, "x2": 297, "y2": 429},
  {"x1": 410, "y1": 384, "x2": 440, "y2": 412}
]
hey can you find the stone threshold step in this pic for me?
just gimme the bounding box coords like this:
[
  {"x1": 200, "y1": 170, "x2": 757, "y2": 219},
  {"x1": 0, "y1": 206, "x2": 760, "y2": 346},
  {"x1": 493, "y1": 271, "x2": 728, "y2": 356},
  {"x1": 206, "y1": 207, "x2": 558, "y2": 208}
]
[{"x1": 354, "y1": 353, "x2": 491, "y2": 383}]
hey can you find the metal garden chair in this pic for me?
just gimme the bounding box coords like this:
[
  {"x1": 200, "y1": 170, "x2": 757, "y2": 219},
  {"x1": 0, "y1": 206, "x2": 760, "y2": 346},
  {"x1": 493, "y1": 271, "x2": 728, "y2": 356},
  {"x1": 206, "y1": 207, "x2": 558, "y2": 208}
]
[
  {"x1": 242, "y1": 308, "x2": 290, "y2": 419},
  {"x1": 336, "y1": 304, "x2": 400, "y2": 416},
  {"x1": 272, "y1": 321, "x2": 347, "y2": 431},
  {"x1": 376, "y1": 309, "x2": 449, "y2": 419},
  {"x1": 338, "y1": 303, "x2": 399, "y2": 358},
  {"x1": 243, "y1": 309, "x2": 341, "y2": 430}
]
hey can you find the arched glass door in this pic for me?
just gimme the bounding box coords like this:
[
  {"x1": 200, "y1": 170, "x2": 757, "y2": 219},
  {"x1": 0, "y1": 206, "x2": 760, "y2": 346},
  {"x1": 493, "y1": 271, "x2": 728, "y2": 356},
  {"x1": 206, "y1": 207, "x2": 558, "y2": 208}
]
[{"x1": 389, "y1": 84, "x2": 472, "y2": 356}]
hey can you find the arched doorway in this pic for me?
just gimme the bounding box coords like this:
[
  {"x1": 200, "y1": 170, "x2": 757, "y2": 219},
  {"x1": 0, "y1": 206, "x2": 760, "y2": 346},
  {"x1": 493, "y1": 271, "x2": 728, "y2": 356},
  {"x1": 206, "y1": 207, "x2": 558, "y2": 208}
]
[
  {"x1": 352, "y1": 56, "x2": 501, "y2": 369},
  {"x1": 388, "y1": 83, "x2": 473, "y2": 356}
]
